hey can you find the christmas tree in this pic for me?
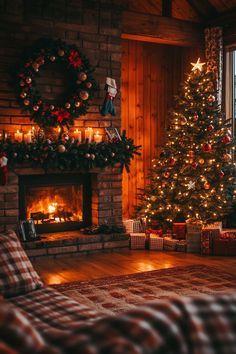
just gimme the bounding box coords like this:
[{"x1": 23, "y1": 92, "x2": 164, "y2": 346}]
[{"x1": 138, "y1": 58, "x2": 236, "y2": 226}]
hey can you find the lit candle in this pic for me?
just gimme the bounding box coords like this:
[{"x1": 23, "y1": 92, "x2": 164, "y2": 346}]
[
  {"x1": 14, "y1": 130, "x2": 23, "y2": 142},
  {"x1": 85, "y1": 127, "x2": 93, "y2": 143},
  {"x1": 73, "y1": 129, "x2": 82, "y2": 142},
  {"x1": 94, "y1": 130, "x2": 103, "y2": 143},
  {"x1": 23, "y1": 131, "x2": 32, "y2": 143}
]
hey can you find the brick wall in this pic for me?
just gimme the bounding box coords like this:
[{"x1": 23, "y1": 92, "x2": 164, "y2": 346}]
[{"x1": 0, "y1": 0, "x2": 123, "y2": 232}]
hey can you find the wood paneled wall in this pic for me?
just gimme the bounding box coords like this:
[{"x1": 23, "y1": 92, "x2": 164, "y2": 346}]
[{"x1": 121, "y1": 39, "x2": 203, "y2": 218}]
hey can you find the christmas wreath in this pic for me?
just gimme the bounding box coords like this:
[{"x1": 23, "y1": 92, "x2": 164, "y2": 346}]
[{"x1": 15, "y1": 38, "x2": 97, "y2": 128}]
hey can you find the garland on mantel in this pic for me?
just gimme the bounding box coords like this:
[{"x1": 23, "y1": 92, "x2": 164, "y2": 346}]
[{"x1": 0, "y1": 131, "x2": 141, "y2": 173}]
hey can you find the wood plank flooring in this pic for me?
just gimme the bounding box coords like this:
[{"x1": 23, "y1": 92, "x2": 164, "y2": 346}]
[{"x1": 33, "y1": 250, "x2": 236, "y2": 285}]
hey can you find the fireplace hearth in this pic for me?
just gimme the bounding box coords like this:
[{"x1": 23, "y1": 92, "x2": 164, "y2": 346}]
[{"x1": 19, "y1": 174, "x2": 91, "y2": 233}]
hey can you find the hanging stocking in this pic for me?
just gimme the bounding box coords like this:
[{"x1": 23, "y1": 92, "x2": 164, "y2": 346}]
[
  {"x1": 0, "y1": 152, "x2": 8, "y2": 185},
  {"x1": 100, "y1": 77, "x2": 117, "y2": 116}
]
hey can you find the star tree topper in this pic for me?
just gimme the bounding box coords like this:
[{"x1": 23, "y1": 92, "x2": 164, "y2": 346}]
[{"x1": 191, "y1": 58, "x2": 206, "y2": 72}]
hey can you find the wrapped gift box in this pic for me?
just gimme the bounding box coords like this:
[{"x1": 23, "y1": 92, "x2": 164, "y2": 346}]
[
  {"x1": 220, "y1": 229, "x2": 236, "y2": 240},
  {"x1": 163, "y1": 237, "x2": 178, "y2": 251},
  {"x1": 176, "y1": 240, "x2": 187, "y2": 252},
  {"x1": 149, "y1": 234, "x2": 164, "y2": 250},
  {"x1": 186, "y1": 232, "x2": 201, "y2": 253},
  {"x1": 213, "y1": 239, "x2": 236, "y2": 256},
  {"x1": 186, "y1": 220, "x2": 203, "y2": 233},
  {"x1": 201, "y1": 229, "x2": 216, "y2": 255},
  {"x1": 146, "y1": 229, "x2": 163, "y2": 237},
  {"x1": 173, "y1": 223, "x2": 186, "y2": 239},
  {"x1": 203, "y1": 222, "x2": 222, "y2": 238},
  {"x1": 124, "y1": 219, "x2": 143, "y2": 233},
  {"x1": 130, "y1": 233, "x2": 146, "y2": 249}
]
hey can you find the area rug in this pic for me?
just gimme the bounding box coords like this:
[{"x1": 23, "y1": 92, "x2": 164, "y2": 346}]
[{"x1": 52, "y1": 264, "x2": 236, "y2": 315}]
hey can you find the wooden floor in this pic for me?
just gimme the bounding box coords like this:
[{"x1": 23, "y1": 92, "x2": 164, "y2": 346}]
[{"x1": 33, "y1": 250, "x2": 236, "y2": 285}]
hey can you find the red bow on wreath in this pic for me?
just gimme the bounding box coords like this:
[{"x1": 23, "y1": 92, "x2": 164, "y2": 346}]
[
  {"x1": 52, "y1": 109, "x2": 70, "y2": 123},
  {"x1": 68, "y1": 50, "x2": 82, "y2": 68}
]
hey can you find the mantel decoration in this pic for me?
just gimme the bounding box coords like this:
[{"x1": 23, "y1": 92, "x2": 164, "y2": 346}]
[
  {"x1": 15, "y1": 38, "x2": 97, "y2": 128},
  {"x1": 0, "y1": 131, "x2": 141, "y2": 175}
]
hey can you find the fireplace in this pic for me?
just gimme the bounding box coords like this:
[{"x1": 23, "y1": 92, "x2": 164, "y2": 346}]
[{"x1": 19, "y1": 174, "x2": 91, "y2": 233}]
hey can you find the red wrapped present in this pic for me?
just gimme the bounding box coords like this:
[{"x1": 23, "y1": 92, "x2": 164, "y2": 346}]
[
  {"x1": 146, "y1": 229, "x2": 163, "y2": 237},
  {"x1": 173, "y1": 223, "x2": 186, "y2": 239},
  {"x1": 213, "y1": 238, "x2": 236, "y2": 256},
  {"x1": 220, "y1": 229, "x2": 236, "y2": 240},
  {"x1": 201, "y1": 229, "x2": 216, "y2": 255}
]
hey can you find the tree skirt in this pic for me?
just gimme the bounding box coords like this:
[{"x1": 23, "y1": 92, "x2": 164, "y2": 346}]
[{"x1": 52, "y1": 264, "x2": 236, "y2": 315}]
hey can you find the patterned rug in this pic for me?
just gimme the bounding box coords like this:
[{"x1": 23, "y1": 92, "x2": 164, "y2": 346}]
[{"x1": 53, "y1": 264, "x2": 236, "y2": 315}]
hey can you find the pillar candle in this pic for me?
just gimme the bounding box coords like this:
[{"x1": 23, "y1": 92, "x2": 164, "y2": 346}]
[
  {"x1": 23, "y1": 131, "x2": 32, "y2": 143},
  {"x1": 14, "y1": 130, "x2": 23, "y2": 142},
  {"x1": 73, "y1": 129, "x2": 82, "y2": 142},
  {"x1": 85, "y1": 127, "x2": 93, "y2": 143},
  {"x1": 94, "y1": 130, "x2": 103, "y2": 143}
]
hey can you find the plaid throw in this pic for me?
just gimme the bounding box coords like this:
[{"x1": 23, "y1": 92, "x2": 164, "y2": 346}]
[
  {"x1": 0, "y1": 230, "x2": 44, "y2": 297},
  {"x1": 45, "y1": 294, "x2": 236, "y2": 354},
  {"x1": 9, "y1": 286, "x2": 103, "y2": 334}
]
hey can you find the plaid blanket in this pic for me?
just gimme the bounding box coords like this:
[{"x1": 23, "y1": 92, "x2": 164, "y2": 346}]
[{"x1": 7, "y1": 289, "x2": 236, "y2": 354}]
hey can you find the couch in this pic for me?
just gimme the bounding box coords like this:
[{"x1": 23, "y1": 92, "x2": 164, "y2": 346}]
[{"x1": 1, "y1": 230, "x2": 236, "y2": 354}]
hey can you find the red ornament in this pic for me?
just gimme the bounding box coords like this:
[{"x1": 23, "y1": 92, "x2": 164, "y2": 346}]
[
  {"x1": 222, "y1": 135, "x2": 231, "y2": 144},
  {"x1": 203, "y1": 143, "x2": 212, "y2": 152},
  {"x1": 193, "y1": 113, "x2": 199, "y2": 121},
  {"x1": 191, "y1": 162, "x2": 198, "y2": 170},
  {"x1": 219, "y1": 171, "x2": 225, "y2": 178},
  {"x1": 68, "y1": 50, "x2": 82, "y2": 68},
  {"x1": 169, "y1": 157, "x2": 176, "y2": 166},
  {"x1": 208, "y1": 95, "x2": 215, "y2": 102},
  {"x1": 207, "y1": 125, "x2": 214, "y2": 132}
]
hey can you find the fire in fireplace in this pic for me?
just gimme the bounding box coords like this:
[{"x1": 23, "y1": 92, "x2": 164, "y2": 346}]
[{"x1": 19, "y1": 174, "x2": 91, "y2": 233}]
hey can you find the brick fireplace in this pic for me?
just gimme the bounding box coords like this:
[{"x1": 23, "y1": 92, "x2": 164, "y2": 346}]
[{"x1": 0, "y1": 0, "x2": 124, "y2": 236}]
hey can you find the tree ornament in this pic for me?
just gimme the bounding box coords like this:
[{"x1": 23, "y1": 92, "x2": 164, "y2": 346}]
[
  {"x1": 219, "y1": 171, "x2": 225, "y2": 178},
  {"x1": 199, "y1": 158, "x2": 205, "y2": 165},
  {"x1": 0, "y1": 152, "x2": 8, "y2": 185},
  {"x1": 222, "y1": 135, "x2": 231, "y2": 144},
  {"x1": 79, "y1": 90, "x2": 89, "y2": 100},
  {"x1": 85, "y1": 153, "x2": 91, "y2": 158},
  {"x1": 25, "y1": 77, "x2": 32, "y2": 84},
  {"x1": 15, "y1": 38, "x2": 96, "y2": 128},
  {"x1": 91, "y1": 154, "x2": 95, "y2": 160},
  {"x1": 191, "y1": 162, "x2": 198, "y2": 170},
  {"x1": 101, "y1": 77, "x2": 117, "y2": 116},
  {"x1": 169, "y1": 157, "x2": 176, "y2": 166},
  {"x1": 126, "y1": 145, "x2": 130, "y2": 150},
  {"x1": 208, "y1": 94, "x2": 215, "y2": 102},
  {"x1": 58, "y1": 49, "x2": 65, "y2": 57},
  {"x1": 223, "y1": 153, "x2": 232, "y2": 162},
  {"x1": 207, "y1": 125, "x2": 214, "y2": 132},
  {"x1": 164, "y1": 171, "x2": 170, "y2": 178},
  {"x1": 78, "y1": 72, "x2": 87, "y2": 81},
  {"x1": 111, "y1": 152, "x2": 115, "y2": 157},
  {"x1": 189, "y1": 150, "x2": 194, "y2": 157},
  {"x1": 193, "y1": 112, "x2": 199, "y2": 121},
  {"x1": 74, "y1": 101, "x2": 81, "y2": 108},
  {"x1": 187, "y1": 181, "x2": 195, "y2": 190},
  {"x1": 20, "y1": 92, "x2": 27, "y2": 98},
  {"x1": 50, "y1": 105, "x2": 55, "y2": 111},
  {"x1": 203, "y1": 143, "x2": 212, "y2": 152},
  {"x1": 24, "y1": 99, "x2": 30, "y2": 106},
  {"x1": 33, "y1": 105, "x2": 39, "y2": 111},
  {"x1": 180, "y1": 117, "x2": 187, "y2": 125},
  {"x1": 57, "y1": 144, "x2": 66, "y2": 153},
  {"x1": 204, "y1": 181, "x2": 210, "y2": 190}
]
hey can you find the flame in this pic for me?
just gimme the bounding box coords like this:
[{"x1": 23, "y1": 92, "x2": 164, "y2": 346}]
[{"x1": 48, "y1": 202, "x2": 57, "y2": 214}]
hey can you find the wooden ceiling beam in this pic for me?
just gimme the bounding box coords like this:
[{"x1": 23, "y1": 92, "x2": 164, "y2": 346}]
[
  {"x1": 122, "y1": 10, "x2": 204, "y2": 47},
  {"x1": 187, "y1": 0, "x2": 218, "y2": 21}
]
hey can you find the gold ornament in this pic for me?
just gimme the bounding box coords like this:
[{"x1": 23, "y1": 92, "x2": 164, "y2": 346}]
[
  {"x1": 32, "y1": 63, "x2": 39, "y2": 71},
  {"x1": 189, "y1": 150, "x2": 194, "y2": 157},
  {"x1": 23, "y1": 99, "x2": 30, "y2": 106},
  {"x1": 199, "y1": 158, "x2": 205, "y2": 165},
  {"x1": 86, "y1": 82, "x2": 92, "y2": 89},
  {"x1": 85, "y1": 153, "x2": 91, "y2": 158},
  {"x1": 58, "y1": 49, "x2": 65, "y2": 57},
  {"x1": 204, "y1": 181, "x2": 210, "y2": 190},
  {"x1": 65, "y1": 102, "x2": 71, "y2": 109},
  {"x1": 78, "y1": 72, "x2": 87, "y2": 81},
  {"x1": 57, "y1": 144, "x2": 66, "y2": 153},
  {"x1": 25, "y1": 77, "x2": 32, "y2": 84},
  {"x1": 20, "y1": 92, "x2": 27, "y2": 98},
  {"x1": 79, "y1": 90, "x2": 89, "y2": 100},
  {"x1": 180, "y1": 117, "x2": 187, "y2": 125},
  {"x1": 50, "y1": 56, "x2": 56, "y2": 62},
  {"x1": 91, "y1": 154, "x2": 95, "y2": 160},
  {"x1": 191, "y1": 58, "x2": 206, "y2": 72},
  {"x1": 223, "y1": 153, "x2": 232, "y2": 162},
  {"x1": 74, "y1": 101, "x2": 81, "y2": 108}
]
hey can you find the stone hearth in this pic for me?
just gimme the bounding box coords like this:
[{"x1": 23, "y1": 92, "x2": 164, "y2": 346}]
[{"x1": 23, "y1": 231, "x2": 129, "y2": 260}]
